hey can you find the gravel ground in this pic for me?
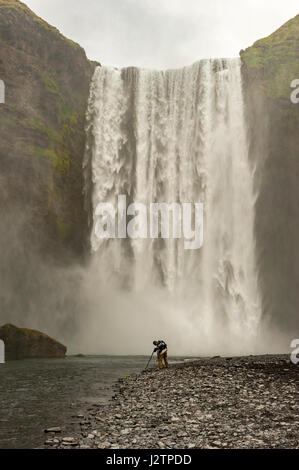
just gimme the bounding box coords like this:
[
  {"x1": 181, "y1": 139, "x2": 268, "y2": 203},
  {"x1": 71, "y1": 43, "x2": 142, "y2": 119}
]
[{"x1": 44, "y1": 355, "x2": 299, "y2": 449}]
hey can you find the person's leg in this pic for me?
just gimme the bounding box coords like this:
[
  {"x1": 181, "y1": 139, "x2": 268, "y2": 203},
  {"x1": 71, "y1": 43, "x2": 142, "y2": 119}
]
[
  {"x1": 158, "y1": 354, "x2": 163, "y2": 369},
  {"x1": 164, "y1": 352, "x2": 169, "y2": 368}
]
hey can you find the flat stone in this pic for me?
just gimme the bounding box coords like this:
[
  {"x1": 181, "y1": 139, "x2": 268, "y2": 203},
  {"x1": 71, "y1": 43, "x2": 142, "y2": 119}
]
[
  {"x1": 98, "y1": 441, "x2": 111, "y2": 449},
  {"x1": 45, "y1": 440, "x2": 55, "y2": 446},
  {"x1": 62, "y1": 437, "x2": 76, "y2": 443},
  {"x1": 45, "y1": 427, "x2": 61, "y2": 433}
]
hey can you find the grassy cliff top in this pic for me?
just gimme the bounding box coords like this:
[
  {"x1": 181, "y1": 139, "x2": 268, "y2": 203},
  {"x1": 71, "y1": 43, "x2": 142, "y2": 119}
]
[
  {"x1": 0, "y1": 323, "x2": 57, "y2": 340},
  {"x1": 0, "y1": 0, "x2": 82, "y2": 50},
  {"x1": 241, "y1": 14, "x2": 299, "y2": 100}
]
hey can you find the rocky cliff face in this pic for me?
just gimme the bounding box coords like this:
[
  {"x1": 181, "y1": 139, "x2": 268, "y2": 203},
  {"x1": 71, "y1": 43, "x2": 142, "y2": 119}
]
[
  {"x1": 0, "y1": 0, "x2": 96, "y2": 257},
  {"x1": 0, "y1": 323, "x2": 67, "y2": 359},
  {"x1": 0, "y1": 1, "x2": 97, "y2": 335},
  {"x1": 241, "y1": 15, "x2": 299, "y2": 334}
]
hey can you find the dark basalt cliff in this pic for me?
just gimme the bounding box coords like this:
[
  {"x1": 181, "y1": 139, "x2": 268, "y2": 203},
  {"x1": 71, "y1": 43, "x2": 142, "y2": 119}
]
[
  {"x1": 0, "y1": 0, "x2": 96, "y2": 258},
  {"x1": 0, "y1": 323, "x2": 66, "y2": 359},
  {"x1": 0, "y1": 0, "x2": 97, "y2": 334},
  {"x1": 241, "y1": 15, "x2": 299, "y2": 332}
]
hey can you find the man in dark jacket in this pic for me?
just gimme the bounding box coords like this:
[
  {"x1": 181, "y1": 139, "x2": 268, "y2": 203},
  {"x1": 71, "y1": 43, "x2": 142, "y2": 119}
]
[{"x1": 153, "y1": 340, "x2": 169, "y2": 369}]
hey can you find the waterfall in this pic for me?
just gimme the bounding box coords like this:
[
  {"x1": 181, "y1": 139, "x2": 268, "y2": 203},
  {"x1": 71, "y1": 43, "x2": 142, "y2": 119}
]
[{"x1": 83, "y1": 59, "x2": 261, "y2": 355}]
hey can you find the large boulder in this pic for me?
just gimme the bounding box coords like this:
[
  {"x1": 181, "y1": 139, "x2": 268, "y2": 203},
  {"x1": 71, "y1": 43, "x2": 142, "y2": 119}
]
[{"x1": 0, "y1": 323, "x2": 67, "y2": 359}]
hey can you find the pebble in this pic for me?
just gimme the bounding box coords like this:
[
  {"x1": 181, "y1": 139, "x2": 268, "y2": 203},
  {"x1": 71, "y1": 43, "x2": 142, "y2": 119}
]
[
  {"x1": 44, "y1": 427, "x2": 61, "y2": 433},
  {"x1": 62, "y1": 437, "x2": 76, "y2": 443},
  {"x1": 45, "y1": 440, "x2": 55, "y2": 446},
  {"x1": 44, "y1": 355, "x2": 298, "y2": 449}
]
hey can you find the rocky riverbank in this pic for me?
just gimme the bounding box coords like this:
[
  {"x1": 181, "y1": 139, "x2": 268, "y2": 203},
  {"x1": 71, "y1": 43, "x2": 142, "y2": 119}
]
[{"x1": 44, "y1": 355, "x2": 298, "y2": 449}]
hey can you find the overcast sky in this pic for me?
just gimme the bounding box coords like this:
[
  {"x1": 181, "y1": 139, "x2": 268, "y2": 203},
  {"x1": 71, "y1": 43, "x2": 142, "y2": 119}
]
[{"x1": 25, "y1": 0, "x2": 298, "y2": 69}]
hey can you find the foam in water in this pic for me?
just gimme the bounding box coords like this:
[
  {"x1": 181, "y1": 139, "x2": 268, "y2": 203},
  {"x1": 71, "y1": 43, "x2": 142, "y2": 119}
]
[{"x1": 82, "y1": 59, "x2": 261, "y2": 355}]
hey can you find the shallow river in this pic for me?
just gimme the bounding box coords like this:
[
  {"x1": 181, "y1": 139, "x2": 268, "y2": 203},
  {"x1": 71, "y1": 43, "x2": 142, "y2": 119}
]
[{"x1": 0, "y1": 355, "x2": 186, "y2": 449}]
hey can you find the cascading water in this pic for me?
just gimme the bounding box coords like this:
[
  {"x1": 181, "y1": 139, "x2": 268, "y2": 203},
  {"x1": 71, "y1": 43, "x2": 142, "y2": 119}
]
[{"x1": 83, "y1": 58, "x2": 261, "y2": 355}]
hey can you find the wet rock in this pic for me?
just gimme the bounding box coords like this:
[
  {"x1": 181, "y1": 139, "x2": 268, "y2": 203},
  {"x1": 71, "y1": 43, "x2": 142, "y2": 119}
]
[
  {"x1": 157, "y1": 441, "x2": 165, "y2": 449},
  {"x1": 62, "y1": 437, "x2": 77, "y2": 444},
  {"x1": 45, "y1": 440, "x2": 56, "y2": 446},
  {"x1": 45, "y1": 427, "x2": 61, "y2": 433},
  {"x1": 98, "y1": 441, "x2": 111, "y2": 449}
]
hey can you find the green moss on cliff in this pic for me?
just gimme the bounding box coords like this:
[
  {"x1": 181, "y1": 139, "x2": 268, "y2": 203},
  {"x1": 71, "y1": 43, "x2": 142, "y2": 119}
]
[
  {"x1": 39, "y1": 71, "x2": 62, "y2": 98},
  {"x1": 0, "y1": 0, "x2": 96, "y2": 257},
  {"x1": 0, "y1": 323, "x2": 49, "y2": 338},
  {"x1": 0, "y1": 114, "x2": 18, "y2": 128},
  {"x1": 23, "y1": 118, "x2": 61, "y2": 143},
  {"x1": 32, "y1": 15, "x2": 81, "y2": 50},
  {"x1": 241, "y1": 14, "x2": 299, "y2": 101},
  {"x1": 0, "y1": 0, "x2": 81, "y2": 49},
  {"x1": 0, "y1": 0, "x2": 27, "y2": 12},
  {"x1": 56, "y1": 218, "x2": 71, "y2": 241},
  {"x1": 29, "y1": 146, "x2": 70, "y2": 173}
]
